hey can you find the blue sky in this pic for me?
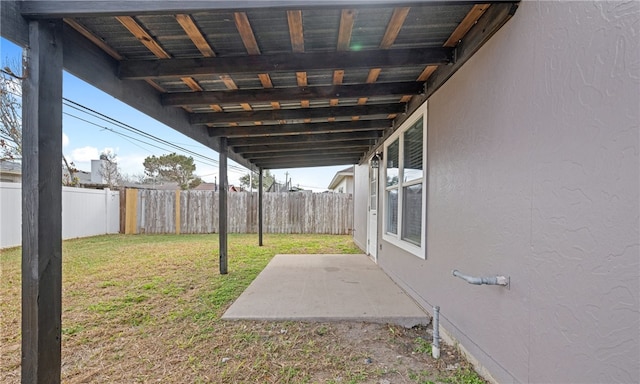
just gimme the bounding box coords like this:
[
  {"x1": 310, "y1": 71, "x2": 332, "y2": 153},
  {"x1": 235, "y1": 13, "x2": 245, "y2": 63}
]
[{"x1": 1, "y1": 37, "x2": 349, "y2": 191}]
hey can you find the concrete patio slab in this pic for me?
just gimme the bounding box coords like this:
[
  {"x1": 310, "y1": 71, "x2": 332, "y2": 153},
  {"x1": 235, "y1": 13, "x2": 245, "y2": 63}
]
[{"x1": 222, "y1": 254, "x2": 429, "y2": 328}]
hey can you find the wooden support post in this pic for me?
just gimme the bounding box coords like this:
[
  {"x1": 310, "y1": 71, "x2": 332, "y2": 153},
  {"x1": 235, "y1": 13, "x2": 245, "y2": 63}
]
[
  {"x1": 21, "y1": 19, "x2": 63, "y2": 384},
  {"x1": 219, "y1": 137, "x2": 228, "y2": 274},
  {"x1": 258, "y1": 167, "x2": 263, "y2": 246}
]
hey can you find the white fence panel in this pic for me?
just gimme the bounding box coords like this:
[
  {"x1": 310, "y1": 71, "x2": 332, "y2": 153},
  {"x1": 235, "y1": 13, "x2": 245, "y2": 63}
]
[
  {"x1": 0, "y1": 183, "x2": 120, "y2": 249},
  {"x1": 0, "y1": 183, "x2": 22, "y2": 248}
]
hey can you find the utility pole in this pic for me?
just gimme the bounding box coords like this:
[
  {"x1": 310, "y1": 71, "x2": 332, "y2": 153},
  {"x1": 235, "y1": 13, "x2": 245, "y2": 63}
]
[{"x1": 284, "y1": 171, "x2": 289, "y2": 192}]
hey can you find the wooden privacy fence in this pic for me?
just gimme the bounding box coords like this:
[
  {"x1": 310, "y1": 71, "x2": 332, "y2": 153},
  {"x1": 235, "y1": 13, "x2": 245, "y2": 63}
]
[{"x1": 123, "y1": 189, "x2": 353, "y2": 235}]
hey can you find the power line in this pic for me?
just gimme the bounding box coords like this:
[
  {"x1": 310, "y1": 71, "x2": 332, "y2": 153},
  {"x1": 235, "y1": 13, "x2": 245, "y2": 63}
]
[{"x1": 61, "y1": 98, "x2": 250, "y2": 174}]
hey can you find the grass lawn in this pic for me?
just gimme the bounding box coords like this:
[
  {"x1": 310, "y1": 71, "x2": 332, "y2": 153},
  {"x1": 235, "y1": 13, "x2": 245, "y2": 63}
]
[{"x1": 1, "y1": 234, "x2": 484, "y2": 383}]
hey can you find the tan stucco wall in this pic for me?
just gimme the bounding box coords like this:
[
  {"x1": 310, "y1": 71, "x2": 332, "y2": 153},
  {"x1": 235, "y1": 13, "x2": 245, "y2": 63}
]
[{"x1": 367, "y1": 1, "x2": 639, "y2": 382}]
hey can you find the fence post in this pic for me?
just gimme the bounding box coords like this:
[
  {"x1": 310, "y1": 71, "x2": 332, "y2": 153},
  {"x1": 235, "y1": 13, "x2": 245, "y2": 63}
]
[
  {"x1": 175, "y1": 190, "x2": 181, "y2": 235},
  {"x1": 125, "y1": 188, "x2": 138, "y2": 234}
]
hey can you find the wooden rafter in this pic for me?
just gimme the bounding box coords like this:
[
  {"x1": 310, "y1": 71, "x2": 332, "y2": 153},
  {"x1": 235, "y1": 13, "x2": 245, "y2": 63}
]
[
  {"x1": 337, "y1": 9, "x2": 356, "y2": 51},
  {"x1": 64, "y1": 18, "x2": 123, "y2": 60},
  {"x1": 444, "y1": 4, "x2": 490, "y2": 47},
  {"x1": 330, "y1": 70, "x2": 344, "y2": 106},
  {"x1": 357, "y1": 68, "x2": 382, "y2": 105},
  {"x1": 175, "y1": 14, "x2": 215, "y2": 57},
  {"x1": 379, "y1": 7, "x2": 410, "y2": 49},
  {"x1": 415, "y1": 4, "x2": 490, "y2": 85},
  {"x1": 115, "y1": 16, "x2": 210, "y2": 94},
  {"x1": 181, "y1": 77, "x2": 203, "y2": 91},
  {"x1": 145, "y1": 79, "x2": 166, "y2": 93},
  {"x1": 234, "y1": 12, "x2": 260, "y2": 55},
  {"x1": 287, "y1": 10, "x2": 304, "y2": 52},
  {"x1": 219, "y1": 74, "x2": 238, "y2": 90},
  {"x1": 116, "y1": 16, "x2": 170, "y2": 58},
  {"x1": 240, "y1": 103, "x2": 252, "y2": 111},
  {"x1": 258, "y1": 73, "x2": 273, "y2": 88}
]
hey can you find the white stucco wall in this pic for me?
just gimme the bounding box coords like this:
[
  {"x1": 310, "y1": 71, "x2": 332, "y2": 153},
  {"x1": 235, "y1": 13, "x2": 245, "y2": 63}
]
[{"x1": 366, "y1": 1, "x2": 639, "y2": 383}]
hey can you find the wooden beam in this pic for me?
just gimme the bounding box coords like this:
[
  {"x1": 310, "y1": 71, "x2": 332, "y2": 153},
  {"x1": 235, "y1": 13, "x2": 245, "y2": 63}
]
[
  {"x1": 60, "y1": 23, "x2": 252, "y2": 169},
  {"x1": 1, "y1": 0, "x2": 29, "y2": 46},
  {"x1": 63, "y1": 18, "x2": 123, "y2": 60},
  {"x1": 287, "y1": 10, "x2": 304, "y2": 52},
  {"x1": 337, "y1": 9, "x2": 356, "y2": 51},
  {"x1": 227, "y1": 130, "x2": 380, "y2": 146},
  {"x1": 256, "y1": 157, "x2": 359, "y2": 169},
  {"x1": 118, "y1": 47, "x2": 454, "y2": 79},
  {"x1": 190, "y1": 103, "x2": 403, "y2": 125},
  {"x1": 257, "y1": 152, "x2": 360, "y2": 163},
  {"x1": 444, "y1": 3, "x2": 490, "y2": 47},
  {"x1": 116, "y1": 16, "x2": 170, "y2": 58},
  {"x1": 163, "y1": 81, "x2": 425, "y2": 106},
  {"x1": 22, "y1": 19, "x2": 63, "y2": 384},
  {"x1": 208, "y1": 120, "x2": 389, "y2": 137},
  {"x1": 20, "y1": 1, "x2": 498, "y2": 18},
  {"x1": 175, "y1": 14, "x2": 216, "y2": 57},
  {"x1": 245, "y1": 147, "x2": 366, "y2": 159},
  {"x1": 219, "y1": 137, "x2": 228, "y2": 275},
  {"x1": 233, "y1": 140, "x2": 373, "y2": 154},
  {"x1": 379, "y1": 7, "x2": 410, "y2": 48},
  {"x1": 234, "y1": 12, "x2": 260, "y2": 55}
]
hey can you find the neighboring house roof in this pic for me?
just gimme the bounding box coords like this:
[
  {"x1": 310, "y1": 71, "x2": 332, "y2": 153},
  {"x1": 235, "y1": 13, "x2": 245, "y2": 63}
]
[
  {"x1": 193, "y1": 182, "x2": 217, "y2": 191},
  {"x1": 0, "y1": 160, "x2": 21, "y2": 182},
  {"x1": 327, "y1": 166, "x2": 354, "y2": 190},
  {"x1": 0, "y1": 159, "x2": 21, "y2": 173}
]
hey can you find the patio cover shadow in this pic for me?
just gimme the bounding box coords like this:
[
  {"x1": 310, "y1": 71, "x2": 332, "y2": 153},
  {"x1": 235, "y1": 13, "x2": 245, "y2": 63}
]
[{"x1": 222, "y1": 254, "x2": 429, "y2": 328}]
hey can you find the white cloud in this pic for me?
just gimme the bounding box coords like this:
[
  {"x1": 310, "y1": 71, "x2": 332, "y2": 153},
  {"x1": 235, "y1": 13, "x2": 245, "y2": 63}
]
[
  {"x1": 115, "y1": 153, "x2": 146, "y2": 176},
  {"x1": 62, "y1": 133, "x2": 69, "y2": 148},
  {"x1": 70, "y1": 146, "x2": 99, "y2": 163}
]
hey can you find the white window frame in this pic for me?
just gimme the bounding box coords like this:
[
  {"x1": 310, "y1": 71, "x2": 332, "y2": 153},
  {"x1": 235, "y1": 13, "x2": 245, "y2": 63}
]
[{"x1": 382, "y1": 102, "x2": 427, "y2": 258}]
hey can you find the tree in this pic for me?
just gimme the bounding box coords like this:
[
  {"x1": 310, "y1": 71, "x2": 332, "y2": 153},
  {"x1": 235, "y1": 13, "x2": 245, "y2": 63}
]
[
  {"x1": 2, "y1": 61, "x2": 79, "y2": 187},
  {"x1": 143, "y1": 152, "x2": 202, "y2": 190},
  {"x1": 1, "y1": 61, "x2": 22, "y2": 160},
  {"x1": 239, "y1": 169, "x2": 275, "y2": 191},
  {"x1": 99, "y1": 150, "x2": 121, "y2": 188}
]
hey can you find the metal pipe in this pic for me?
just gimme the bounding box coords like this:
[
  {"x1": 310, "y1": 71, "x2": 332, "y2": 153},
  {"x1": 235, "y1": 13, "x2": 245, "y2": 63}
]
[
  {"x1": 432, "y1": 305, "x2": 440, "y2": 359},
  {"x1": 452, "y1": 269, "x2": 509, "y2": 286}
]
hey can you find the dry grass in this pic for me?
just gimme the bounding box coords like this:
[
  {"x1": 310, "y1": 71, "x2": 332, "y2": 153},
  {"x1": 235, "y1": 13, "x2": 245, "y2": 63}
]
[{"x1": 1, "y1": 234, "x2": 484, "y2": 383}]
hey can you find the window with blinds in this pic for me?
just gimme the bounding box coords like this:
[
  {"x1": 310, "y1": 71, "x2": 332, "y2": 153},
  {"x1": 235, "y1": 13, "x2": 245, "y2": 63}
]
[{"x1": 383, "y1": 111, "x2": 426, "y2": 258}]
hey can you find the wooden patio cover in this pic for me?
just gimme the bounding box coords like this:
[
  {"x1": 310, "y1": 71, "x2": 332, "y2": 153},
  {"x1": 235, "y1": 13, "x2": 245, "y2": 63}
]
[{"x1": 1, "y1": 1, "x2": 519, "y2": 382}]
